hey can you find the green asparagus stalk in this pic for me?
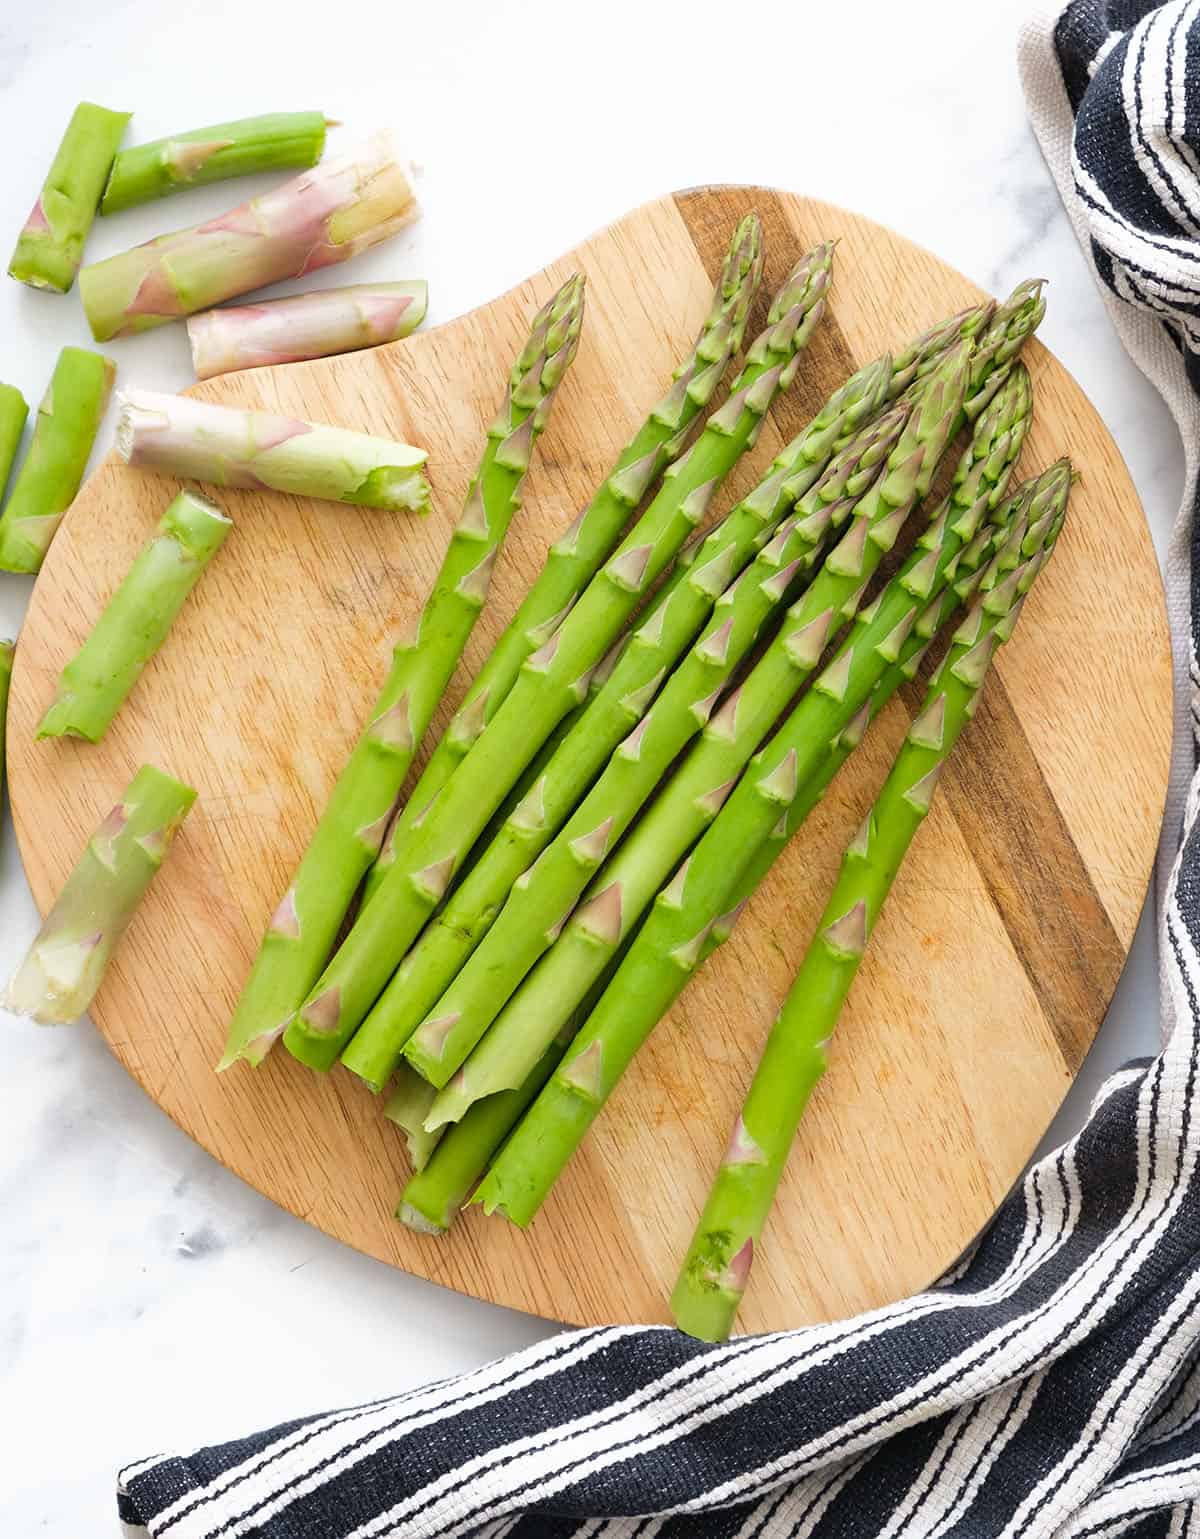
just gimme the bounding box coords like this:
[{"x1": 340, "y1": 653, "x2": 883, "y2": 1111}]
[
  {"x1": 4, "y1": 764, "x2": 196, "y2": 1024},
  {"x1": 0, "y1": 385, "x2": 29, "y2": 502},
  {"x1": 425, "y1": 357, "x2": 1036, "y2": 1134},
  {"x1": 0, "y1": 640, "x2": 13, "y2": 823},
  {"x1": 0, "y1": 348, "x2": 116, "y2": 573},
  {"x1": 36, "y1": 490, "x2": 231, "y2": 743},
  {"x1": 363, "y1": 216, "x2": 766, "y2": 909},
  {"x1": 471, "y1": 470, "x2": 1066, "y2": 1227},
  {"x1": 344, "y1": 352, "x2": 907, "y2": 1092},
  {"x1": 401, "y1": 397, "x2": 915, "y2": 1088},
  {"x1": 115, "y1": 389, "x2": 430, "y2": 514},
  {"x1": 671, "y1": 486, "x2": 1070, "y2": 1340},
  {"x1": 287, "y1": 243, "x2": 834, "y2": 1069},
  {"x1": 9, "y1": 103, "x2": 130, "y2": 293},
  {"x1": 100, "y1": 112, "x2": 330, "y2": 215},
  {"x1": 80, "y1": 132, "x2": 418, "y2": 341},
  {"x1": 398, "y1": 944, "x2": 631, "y2": 1232},
  {"x1": 188, "y1": 280, "x2": 428, "y2": 380},
  {"x1": 220, "y1": 275, "x2": 585, "y2": 1068},
  {"x1": 385, "y1": 1063, "x2": 443, "y2": 1172}
]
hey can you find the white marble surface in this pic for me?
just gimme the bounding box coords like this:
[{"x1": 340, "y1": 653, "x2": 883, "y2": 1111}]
[{"x1": 0, "y1": 0, "x2": 1184, "y2": 1527}]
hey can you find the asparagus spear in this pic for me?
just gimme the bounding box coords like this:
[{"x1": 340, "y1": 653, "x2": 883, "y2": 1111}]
[
  {"x1": 101, "y1": 112, "x2": 330, "y2": 215},
  {"x1": 115, "y1": 389, "x2": 430, "y2": 514},
  {"x1": 4, "y1": 765, "x2": 196, "y2": 1025},
  {"x1": 36, "y1": 490, "x2": 232, "y2": 743},
  {"x1": 0, "y1": 640, "x2": 13, "y2": 823},
  {"x1": 0, "y1": 348, "x2": 116, "y2": 574},
  {"x1": 287, "y1": 244, "x2": 835, "y2": 1069},
  {"x1": 0, "y1": 385, "x2": 29, "y2": 501},
  {"x1": 364, "y1": 215, "x2": 766, "y2": 908},
  {"x1": 385, "y1": 1064, "x2": 442, "y2": 1172},
  {"x1": 471, "y1": 470, "x2": 1065, "y2": 1226},
  {"x1": 9, "y1": 103, "x2": 130, "y2": 293},
  {"x1": 344, "y1": 352, "x2": 905, "y2": 1091},
  {"x1": 79, "y1": 132, "x2": 418, "y2": 341},
  {"x1": 401, "y1": 397, "x2": 915, "y2": 1088},
  {"x1": 425, "y1": 358, "x2": 1037, "y2": 1134},
  {"x1": 671, "y1": 487, "x2": 1070, "y2": 1341},
  {"x1": 220, "y1": 275, "x2": 585, "y2": 1068},
  {"x1": 188, "y1": 280, "x2": 428, "y2": 380}
]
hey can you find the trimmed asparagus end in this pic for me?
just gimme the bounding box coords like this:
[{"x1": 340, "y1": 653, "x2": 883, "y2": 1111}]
[
  {"x1": 187, "y1": 280, "x2": 429, "y2": 381},
  {"x1": 101, "y1": 111, "x2": 330, "y2": 216},
  {"x1": 9, "y1": 103, "x2": 130, "y2": 293},
  {"x1": 0, "y1": 347, "x2": 116, "y2": 574},
  {"x1": 115, "y1": 388, "x2": 430, "y2": 515},
  {"x1": 81, "y1": 132, "x2": 419, "y2": 340},
  {"x1": 4, "y1": 765, "x2": 195, "y2": 1025}
]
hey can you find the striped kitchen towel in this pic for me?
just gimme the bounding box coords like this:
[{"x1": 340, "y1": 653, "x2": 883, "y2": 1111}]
[{"x1": 118, "y1": 4, "x2": 1200, "y2": 1534}]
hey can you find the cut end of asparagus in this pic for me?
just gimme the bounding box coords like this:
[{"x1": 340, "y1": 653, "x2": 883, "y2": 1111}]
[{"x1": 396, "y1": 1201, "x2": 446, "y2": 1235}]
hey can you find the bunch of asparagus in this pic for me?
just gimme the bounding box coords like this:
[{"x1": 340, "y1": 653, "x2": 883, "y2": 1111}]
[
  {"x1": 3, "y1": 143, "x2": 1071, "y2": 1337},
  {"x1": 204, "y1": 204, "x2": 1069, "y2": 1333}
]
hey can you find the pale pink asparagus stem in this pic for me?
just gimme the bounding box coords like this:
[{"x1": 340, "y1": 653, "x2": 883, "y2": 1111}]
[
  {"x1": 115, "y1": 389, "x2": 430, "y2": 513},
  {"x1": 79, "y1": 132, "x2": 419, "y2": 342},
  {"x1": 187, "y1": 280, "x2": 428, "y2": 380}
]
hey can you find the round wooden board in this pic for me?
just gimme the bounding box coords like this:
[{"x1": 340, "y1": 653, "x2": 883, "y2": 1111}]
[{"x1": 7, "y1": 187, "x2": 1172, "y2": 1333}]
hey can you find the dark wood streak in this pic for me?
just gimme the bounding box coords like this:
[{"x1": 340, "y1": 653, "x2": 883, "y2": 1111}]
[
  {"x1": 902, "y1": 672, "x2": 1124, "y2": 1074},
  {"x1": 673, "y1": 185, "x2": 860, "y2": 445}
]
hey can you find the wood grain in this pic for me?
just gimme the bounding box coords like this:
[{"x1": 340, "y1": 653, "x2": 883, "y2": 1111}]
[{"x1": 6, "y1": 187, "x2": 1172, "y2": 1332}]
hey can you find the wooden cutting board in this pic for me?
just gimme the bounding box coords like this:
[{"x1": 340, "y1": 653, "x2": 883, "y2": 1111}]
[{"x1": 6, "y1": 187, "x2": 1172, "y2": 1334}]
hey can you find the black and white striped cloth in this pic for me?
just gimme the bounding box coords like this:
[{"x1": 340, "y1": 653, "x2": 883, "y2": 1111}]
[{"x1": 118, "y1": 4, "x2": 1200, "y2": 1533}]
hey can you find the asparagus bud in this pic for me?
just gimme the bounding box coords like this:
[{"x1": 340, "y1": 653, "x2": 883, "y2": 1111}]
[
  {"x1": 0, "y1": 348, "x2": 116, "y2": 574},
  {"x1": 187, "y1": 280, "x2": 428, "y2": 380},
  {"x1": 9, "y1": 102, "x2": 130, "y2": 293},
  {"x1": 101, "y1": 111, "x2": 330, "y2": 215},
  {"x1": 4, "y1": 765, "x2": 196, "y2": 1026},
  {"x1": 37, "y1": 491, "x2": 232, "y2": 743},
  {"x1": 0, "y1": 384, "x2": 29, "y2": 501},
  {"x1": 115, "y1": 389, "x2": 430, "y2": 514},
  {"x1": 80, "y1": 132, "x2": 419, "y2": 341}
]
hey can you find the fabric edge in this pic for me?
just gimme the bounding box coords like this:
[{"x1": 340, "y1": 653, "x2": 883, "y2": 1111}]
[{"x1": 1019, "y1": 0, "x2": 1198, "y2": 1042}]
